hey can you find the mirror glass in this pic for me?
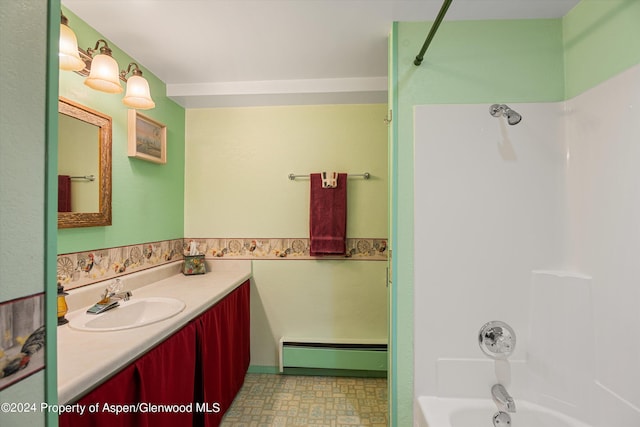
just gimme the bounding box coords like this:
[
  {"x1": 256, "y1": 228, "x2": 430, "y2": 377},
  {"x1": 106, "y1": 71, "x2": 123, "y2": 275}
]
[
  {"x1": 58, "y1": 113, "x2": 99, "y2": 212},
  {"x1": 58, "y1": 97, "x2": 112, "y2": 228}
]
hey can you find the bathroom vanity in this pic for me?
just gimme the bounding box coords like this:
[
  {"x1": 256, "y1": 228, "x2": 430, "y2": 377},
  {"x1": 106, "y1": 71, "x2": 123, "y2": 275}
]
[{"x1": 57, "y1": 260, "x2": 251, "y2": 426}]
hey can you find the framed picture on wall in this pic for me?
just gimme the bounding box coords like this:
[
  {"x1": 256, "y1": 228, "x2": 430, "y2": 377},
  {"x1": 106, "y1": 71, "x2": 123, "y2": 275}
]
[{"x1": 127, "y1": 110, "x2": 167, "y2": 164}]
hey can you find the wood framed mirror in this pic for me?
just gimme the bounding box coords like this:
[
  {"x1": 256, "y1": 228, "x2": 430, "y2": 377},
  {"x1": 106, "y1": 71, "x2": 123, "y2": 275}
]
[{"x1": 58, "y1": 97, "x2": 112, "y2": 228}]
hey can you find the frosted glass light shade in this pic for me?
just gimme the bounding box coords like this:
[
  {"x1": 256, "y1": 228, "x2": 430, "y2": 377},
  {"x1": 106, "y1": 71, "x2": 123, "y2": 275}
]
[
  {"x1": 122, "y1": 75, "x2": 155, "y2": 109},
  {"x1": 84, "y1": 54, "x2": 123, "y2": 93},
  {"x1": 59, "y1": 24, "x2": 85, "y2": 71}
]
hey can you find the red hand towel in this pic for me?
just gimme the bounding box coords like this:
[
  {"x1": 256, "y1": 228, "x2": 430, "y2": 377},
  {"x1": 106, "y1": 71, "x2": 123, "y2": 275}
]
[
  {"x1": 309, "y1": 173, "x2": 347, "y2": 256},
  {"x1": 58, "y1": 175, "x2": 72, "y2": 212}
]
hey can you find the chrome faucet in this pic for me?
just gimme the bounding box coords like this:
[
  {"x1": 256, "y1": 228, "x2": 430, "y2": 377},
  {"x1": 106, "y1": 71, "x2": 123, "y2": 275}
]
[{"x1": 491, "y1": 384, "x2": 516, "y2": 413}]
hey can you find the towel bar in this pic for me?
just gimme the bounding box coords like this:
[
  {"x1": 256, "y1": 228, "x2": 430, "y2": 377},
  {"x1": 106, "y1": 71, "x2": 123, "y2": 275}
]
[
  {"x1": 288, "y1": 172, "x2": 370, "y2": 180},
  {"x1": 70, "y1": 174, "x2": 96, "y2": 181}
]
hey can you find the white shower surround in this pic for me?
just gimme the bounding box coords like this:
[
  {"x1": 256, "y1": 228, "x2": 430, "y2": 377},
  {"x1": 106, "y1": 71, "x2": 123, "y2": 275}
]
[{"x1": 413, "y1": 64, "x2": 640, "y2": 427}]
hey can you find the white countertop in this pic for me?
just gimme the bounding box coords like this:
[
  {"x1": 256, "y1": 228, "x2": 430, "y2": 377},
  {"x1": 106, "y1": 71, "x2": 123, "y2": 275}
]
[{"x1": 57, "y1": 260, "x2": 252, "y2": 404}]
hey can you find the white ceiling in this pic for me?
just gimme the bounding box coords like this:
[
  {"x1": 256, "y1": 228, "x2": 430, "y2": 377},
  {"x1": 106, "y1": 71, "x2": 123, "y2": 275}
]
[{"x1": 62, "y1": 0, "x2": 581, "y2": 108}]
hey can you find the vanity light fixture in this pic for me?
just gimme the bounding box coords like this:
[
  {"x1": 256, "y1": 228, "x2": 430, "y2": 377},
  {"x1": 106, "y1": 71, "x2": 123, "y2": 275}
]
[
  {"x1": 58, "y1": 14, "x2": 155, "y2": 109},
  {"x1": 84, "y1": 39, "x2": 123, "y2": 93},
  {"x1": 59, "y1": 13, "x2": 85, "y2": 71},
  {"x1": 120, "y1": 63, "x2": 155, "y2": 110}
]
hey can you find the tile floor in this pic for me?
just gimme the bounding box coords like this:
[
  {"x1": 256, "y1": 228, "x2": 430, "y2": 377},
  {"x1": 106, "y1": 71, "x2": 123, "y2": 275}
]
[{"x1": 220, "y1": 373, "x2": 388, "y2": 427}]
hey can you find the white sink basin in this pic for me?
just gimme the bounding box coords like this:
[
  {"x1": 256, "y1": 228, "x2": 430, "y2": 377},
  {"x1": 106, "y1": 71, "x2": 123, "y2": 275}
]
[{"x1": 68, "y1": 297, "x2": 186, "y2": 332}]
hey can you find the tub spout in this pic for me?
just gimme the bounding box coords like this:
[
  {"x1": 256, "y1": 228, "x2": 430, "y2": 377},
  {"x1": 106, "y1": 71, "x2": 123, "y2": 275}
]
[{"x1": 491, "y1": 384, "x2": 516, "y2": 413}]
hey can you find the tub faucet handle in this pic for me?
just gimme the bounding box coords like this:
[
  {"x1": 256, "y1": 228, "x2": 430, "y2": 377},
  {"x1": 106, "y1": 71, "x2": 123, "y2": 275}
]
[{"x1": 478, "y1": 320, "x2": 516, "y2": 359}]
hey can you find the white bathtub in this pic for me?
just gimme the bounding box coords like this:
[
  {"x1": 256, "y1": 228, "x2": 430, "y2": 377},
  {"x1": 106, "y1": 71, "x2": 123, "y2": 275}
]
[{"x1": 416, "y1": 396, "x2": 593, "y2": 427}]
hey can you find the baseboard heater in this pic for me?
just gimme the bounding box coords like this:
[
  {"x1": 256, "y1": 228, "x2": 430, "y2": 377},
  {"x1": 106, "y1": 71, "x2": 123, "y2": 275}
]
[{"x1": 279, "y1": 337, "x2": 387, "y2": 374}]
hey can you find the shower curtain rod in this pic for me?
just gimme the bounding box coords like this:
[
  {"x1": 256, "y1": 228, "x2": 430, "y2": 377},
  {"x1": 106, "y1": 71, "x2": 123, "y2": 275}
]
[{"x1": 414, "y1": 0, "x2": 453, "y2": 66}]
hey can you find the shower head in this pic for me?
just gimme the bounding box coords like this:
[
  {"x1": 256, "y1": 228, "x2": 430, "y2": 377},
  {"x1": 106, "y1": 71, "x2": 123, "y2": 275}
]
[
  {"x1": 506, "y1": 109, "x2": 522, "y2": 126},
  {"x1": 490, "y1": 104, "x2": 522, "y2": 126}
]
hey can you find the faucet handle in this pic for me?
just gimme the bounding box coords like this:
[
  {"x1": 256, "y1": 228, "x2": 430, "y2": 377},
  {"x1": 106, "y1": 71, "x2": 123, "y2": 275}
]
[
  {"x1": 97, "y1": 288, "x2": 111, "y2": 304},
  {"x1": 107, "y1": 278, "x2": 123, "y2": 294},
  {"x1": 479, "y1": 321, "x2": 516, "y2": 359}
]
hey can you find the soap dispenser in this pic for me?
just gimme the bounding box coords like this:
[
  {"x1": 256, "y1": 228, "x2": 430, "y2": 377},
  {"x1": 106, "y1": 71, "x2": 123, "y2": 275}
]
[{"x1": 57, "y1": 283, "x2": 69, "y2": 325}]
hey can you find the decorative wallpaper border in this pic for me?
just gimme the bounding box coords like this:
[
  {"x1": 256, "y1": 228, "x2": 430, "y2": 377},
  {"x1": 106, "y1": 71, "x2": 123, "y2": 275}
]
[
  {"x1": 184, "y1": 238, "x2": 387, "y2": 260},
  {"x1": 57, "y1": 237, "x2": 387, "y2": 290},
  {"x1": 57, "y1": 239, "x2": 184, "y2": 290}
]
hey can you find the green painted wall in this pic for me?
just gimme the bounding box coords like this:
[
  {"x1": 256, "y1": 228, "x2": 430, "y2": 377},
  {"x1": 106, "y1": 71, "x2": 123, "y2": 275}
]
[
  {"x1": 0, "y1": 1, "x2": 50, "y2": 425},
  {"x1": 57, "y1": 7, "x2": 185, "y2": 255},
  {"x1": 563, "y1": 0, "x2": 640, "y2": 98},
  {"x1": 392, "y1": 2, "x2": 640, "y2": 425},
  {"x1": 397, "y1": 19, "x2": 565, "y2": 106}
]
